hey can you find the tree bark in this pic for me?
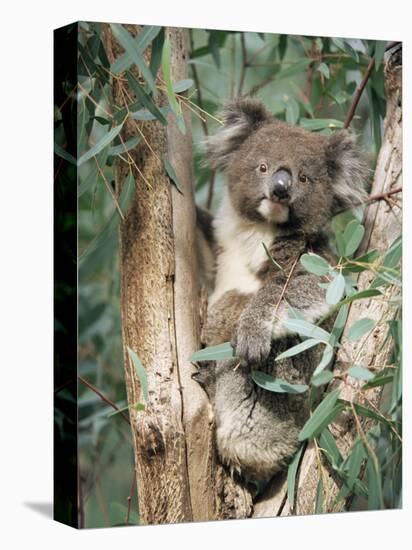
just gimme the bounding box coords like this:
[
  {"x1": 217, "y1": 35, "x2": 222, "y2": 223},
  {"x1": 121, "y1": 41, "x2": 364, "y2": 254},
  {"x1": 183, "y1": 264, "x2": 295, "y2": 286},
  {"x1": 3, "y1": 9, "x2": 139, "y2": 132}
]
[
  {"x1": 106, "y1": 26, "x2": 217, "y2": 525},
  {"x1": 254, "y1": 44, "x2": 402, "y2": 518}
]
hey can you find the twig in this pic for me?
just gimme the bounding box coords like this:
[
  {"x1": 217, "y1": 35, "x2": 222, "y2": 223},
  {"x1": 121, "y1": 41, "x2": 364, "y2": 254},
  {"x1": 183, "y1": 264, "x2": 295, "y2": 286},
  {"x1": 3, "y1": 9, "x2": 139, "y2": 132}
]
[
  {"x1": 274, "y1": 253, "x2": 300, "y2": 316},
  {"x1": 238, "y1": 33, "x2": 248, "y2": 95},
  {"x1": 366, "y1": 186, "x2": 402, "y2": 204},
  {"x1": 334, "y1": 186, "x2": 402, "y2": 216},
  {"x1": 125, "y1": 470, "x2": 136, "y2": 525},
  {"x1": 344, "y1": 41, "x2": 401, "y2": 129},
  {"x1": 78, "y1": 376, "x2": 131, "y2": 425}
]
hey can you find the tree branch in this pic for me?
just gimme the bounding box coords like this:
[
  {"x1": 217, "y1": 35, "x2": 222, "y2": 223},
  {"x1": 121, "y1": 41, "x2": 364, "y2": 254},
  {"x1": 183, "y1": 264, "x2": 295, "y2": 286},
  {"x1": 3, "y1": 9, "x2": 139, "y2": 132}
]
[
  {"x1": 78, "y1": 376, "x2": 131, "y2": 425},
  {"x1": 344, "y1": 41, "x2": 401, "y2": 129}
]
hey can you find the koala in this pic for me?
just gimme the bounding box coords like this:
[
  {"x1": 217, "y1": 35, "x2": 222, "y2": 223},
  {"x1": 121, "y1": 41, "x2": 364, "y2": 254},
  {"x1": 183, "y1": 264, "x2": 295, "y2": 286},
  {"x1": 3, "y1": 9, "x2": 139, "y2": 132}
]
[{"x1": 194, "y1": 97, "x2": 368, "y2": 483}]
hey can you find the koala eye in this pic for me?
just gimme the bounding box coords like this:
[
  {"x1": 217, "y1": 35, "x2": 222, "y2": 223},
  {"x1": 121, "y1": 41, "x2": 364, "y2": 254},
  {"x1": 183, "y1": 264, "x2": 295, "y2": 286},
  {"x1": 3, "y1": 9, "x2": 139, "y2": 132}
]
[
  {"x1": 259, "y1": 163, "x2": 268, "y2": 173},
  {"x1": 299, "y1": 173, "x2": 308, "y2": 183}
]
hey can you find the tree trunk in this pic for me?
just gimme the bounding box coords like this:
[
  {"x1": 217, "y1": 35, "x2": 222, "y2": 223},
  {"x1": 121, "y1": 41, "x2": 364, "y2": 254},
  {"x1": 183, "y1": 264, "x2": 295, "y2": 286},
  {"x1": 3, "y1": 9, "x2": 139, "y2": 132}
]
[
  {"x1": 106, "y1": 26, "x2": 217, "y2": 525},
  {"x1": 254, "y1": 44, "x2": 402, "y2": 518}
]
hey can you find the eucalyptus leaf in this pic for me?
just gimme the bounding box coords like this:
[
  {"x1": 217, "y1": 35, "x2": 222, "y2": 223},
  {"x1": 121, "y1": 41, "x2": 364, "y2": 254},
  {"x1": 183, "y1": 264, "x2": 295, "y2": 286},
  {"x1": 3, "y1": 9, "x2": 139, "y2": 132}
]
[
  {"x1": 319, "y1": 428, "x2": 343, "y2": 469},
  {"x1": 162, "y1": 38, "x2": 185, "y2": 133},
  {"x1": 275, "y1": 338, "x2": 320, "y2": 361},
  {"x1": 283, "y1": 318, "x2": 331, "y2": 342},
  {"x1": 347, "y1": 318, "x2": 375, "y2": 341},
  {"x1": 54, "y1": 143, "x2": 76, "y2": 165},
  {"x1": 326, "y1": 272, "x2": 345, "y2": 305},
  {"x1": 109, "y1": 135, "x2": 141, "y2": 156},
  {"x1": 317, "y1": 62, "x2": 330, "y2": 79},
  {"x1": 127, "y1": 346, "x2": 148, "y2": 402},
  {"x1": 163, "y1": 157, "x2": 183, "y2": 193},
  {"x1": 126, "y1": 71, "x2": 167, "y2": 125},
  {"x1": 110, "y1": 24, "x2": 156, "y2": 93},
  {"x1": 111, "y1": 25, "x2": 161, "y2": 75},
  {"x1": 300, "y1": 253, "x2": 330, "y2": 276},
  {"x1": 287, "y1": 444, "x2": 305, "y2": 508},
  {"x1": 343, "y1": 219, "x2": 365, "y2": 256},
  {"x1": 173, "y1": 79, "x2": 194, "y2": 93},
  {"x1": 251, "y1": 371, "x2": 309, "y2": 394},
  {"x1": 78, "y1": 123, "x2": 124, "y2": 167},
  {"x1": 189, "y1": 342, "x2": 234, "y2": 362},
  {"x1": 299, "y1": 389, "x2": 343, "y2": 441},
  {"x1": 347, "y1": 366, "x2": 374, "y2": 380},
  {"x1": 313, "y1": 345, "x2": 334, "y2": 376},
  {"x1": 299, "y1": 118, "x2": 344, "y2": 131},
  {"x1": 311, "y1": 370, "x2": 334, "y2": 387}
]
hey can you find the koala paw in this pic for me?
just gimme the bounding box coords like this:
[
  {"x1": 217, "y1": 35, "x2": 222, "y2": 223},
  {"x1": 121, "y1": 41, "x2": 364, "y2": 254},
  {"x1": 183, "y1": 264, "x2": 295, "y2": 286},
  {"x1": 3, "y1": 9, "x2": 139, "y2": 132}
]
[{"x1": 231, "y1": 320, "x2": 272, "y2": 365}]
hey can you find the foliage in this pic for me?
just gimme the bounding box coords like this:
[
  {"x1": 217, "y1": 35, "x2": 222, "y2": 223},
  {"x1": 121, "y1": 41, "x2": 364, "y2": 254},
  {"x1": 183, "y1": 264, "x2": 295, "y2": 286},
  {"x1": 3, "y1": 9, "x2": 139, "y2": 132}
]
[{"x1": 53, "y1": 21, "x2": 399, "y2": 525}]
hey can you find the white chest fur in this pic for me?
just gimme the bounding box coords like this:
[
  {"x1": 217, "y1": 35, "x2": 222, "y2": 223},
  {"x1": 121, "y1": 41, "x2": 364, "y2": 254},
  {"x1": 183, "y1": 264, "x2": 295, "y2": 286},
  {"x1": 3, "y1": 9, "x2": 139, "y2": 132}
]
[{"x1": 209, "y1": 193, "x2": 277, "y2": 306}]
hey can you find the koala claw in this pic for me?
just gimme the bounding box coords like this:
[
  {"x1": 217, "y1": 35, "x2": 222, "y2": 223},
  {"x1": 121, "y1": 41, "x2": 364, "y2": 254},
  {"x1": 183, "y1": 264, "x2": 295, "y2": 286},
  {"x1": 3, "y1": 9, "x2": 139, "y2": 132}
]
[{"x1": 231, "y1": 322, "x2": 272, "y2": 365}]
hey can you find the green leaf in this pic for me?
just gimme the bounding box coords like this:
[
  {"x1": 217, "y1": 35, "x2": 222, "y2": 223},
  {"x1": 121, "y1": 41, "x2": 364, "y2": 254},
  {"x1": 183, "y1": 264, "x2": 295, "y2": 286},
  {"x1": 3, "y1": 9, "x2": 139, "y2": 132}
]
[
  {"x1": 79, "y1": 170, "x2": 135, "y2": 264},
  {"x1": 300, "y1": 253, "x2": 330, "y2": 276},
  {"x1": 130, "y1": 106, "x2": 171, "y2": 121},
  {"x1": 275, "y1": 338, "x2": 320, "y2": 360},
  {"x1": 149, "y1": 28, "x2": 165, "y2": 78},
  {"x1": 347, "y1": 318, "x2": 375, "y2": 341},
  {"x1": 374, "y1": 41, "x2": 386, "y2": 71},
  {"x1": 347, "y1": 366, "x2": 374, "y2": 380},
  {"x1": 335, "y1": 230, "x2": 346, "y2": 257},
  {"x1": 287, "y1": 444, "x2": 305, "y2": 508},
  {"x1": 78, "y1": 148, "x2": 110, "y2": 197},
  {"x1": 311, "y1": 370, "x2": 334, "y2": 387},
  {"x1": 313, "y1": 345, "x2": 334, "y2": 376},
  {"x1": 163, "y1": 157, "x2": 183, "y2": 193},
  {"x1": 342, "y1": 438, "x2": 366, "y2": 492},
  {"x1": 109, "y1": 135, "x2": 141, "y2": 156},
  {"x1": 126, "y1": 71, "x2": 167, "y2": 125},
  {"x1": 162, "y1": 37, "x2": 185, "y2": 133},
  {"x1": 319, "y1": 428, "x2": 343, "y2": 469},
  {"x1": 315, "y1": 478, "x2": 324, "y2": 513},
  {"x1": 362, "y1": 372, "x2": 394, "y2": 390},
  {"x1": 340, "y1": 289, "x2": 381, "y2": 304},
  {"x1": 299, "y1": 389, "x2": 343, "y2": 441},
  {"x1": 367, "y1": 455, "x2": 384, "y2": 510},
  {"x1": 110, "y1": 24, "x2": 156, "y2": 93},
  {"x1": 299, "y1": 118, "x2": 344, "y2": 131},
  {"x1": 189, "y1": 342, "x2": 234, "y2": 362},
  {"x1": 173, "y1": 78, "x2": 194, "y2": 93},
  {"x1": 251, "y1": 371, "x2": 309, "y2": 394},
  {"x1": 329, "y1": 303, "x2": 349, "y2": 346},
  {"x1": 127, "y1": 346, "x2": 148, "y2": 402},
  {"x1": 54, "y1": 143, "x2": 76, "y2": 165},
  {"x1": 111, "y1": 25, "x2": 161, "y2": 75},
  {"x1": 285, "y1": 97, "x2": 300, "y2": 125},
  {"x1": 107, "y1": 402, "x2": 145, "y2": 417},
  {"x1": 343, "y1": 219, "x2": 365, "y2": 256},
  {"x1": 77, "y1": 122, "x2": 124, "y2": 167},
  {"x1": 326, "y1": 272, "x2": 345, "y2": 305},
  {"x1": 352, "y1": 402, "x2": 393, "y2": 427},
  {"x1": 317, "y1": 62, "x2": 330, "y2": 79},
  {"x1": 283, "y1": 318, "x2": 331, "y2": 342}
]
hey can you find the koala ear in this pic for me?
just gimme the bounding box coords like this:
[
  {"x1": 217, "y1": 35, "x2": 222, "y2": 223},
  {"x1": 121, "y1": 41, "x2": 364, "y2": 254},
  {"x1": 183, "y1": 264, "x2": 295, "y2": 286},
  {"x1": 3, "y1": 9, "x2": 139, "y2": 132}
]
[
  {"x1": 205, "y1": 97, "x2": 272, "y2": 170},
  {"x1": 325, "y1": 130, "x2": 369, "y2": 211}
]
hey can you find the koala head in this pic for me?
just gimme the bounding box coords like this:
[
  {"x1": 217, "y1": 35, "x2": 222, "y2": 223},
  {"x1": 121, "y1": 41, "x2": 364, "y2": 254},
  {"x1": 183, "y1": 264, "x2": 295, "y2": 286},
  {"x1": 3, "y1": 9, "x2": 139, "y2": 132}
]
[{"x1": 206, "y1": 97, "x2": 368, "y2": 235}]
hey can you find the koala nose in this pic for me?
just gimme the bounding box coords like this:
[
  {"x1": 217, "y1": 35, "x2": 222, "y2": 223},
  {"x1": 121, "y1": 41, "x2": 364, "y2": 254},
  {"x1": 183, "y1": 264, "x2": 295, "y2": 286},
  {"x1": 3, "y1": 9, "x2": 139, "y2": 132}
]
[{"x1": 271, "y1": 169, "x2": 291, "y2": 200}]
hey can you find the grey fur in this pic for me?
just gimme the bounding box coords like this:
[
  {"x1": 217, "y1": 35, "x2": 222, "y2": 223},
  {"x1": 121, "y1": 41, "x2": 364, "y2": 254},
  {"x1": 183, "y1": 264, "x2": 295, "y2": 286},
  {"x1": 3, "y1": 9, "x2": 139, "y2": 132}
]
[{"x1": 195, "y1": 97, "x2": 368, "y2": 482}]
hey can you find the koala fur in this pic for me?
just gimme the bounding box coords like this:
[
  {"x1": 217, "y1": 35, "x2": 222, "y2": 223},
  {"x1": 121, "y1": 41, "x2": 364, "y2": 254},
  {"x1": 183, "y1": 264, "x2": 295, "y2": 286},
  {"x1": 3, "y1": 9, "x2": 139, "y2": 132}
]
[{"x1": 194, "y1": 97, "x2": 368, "y2": 483}]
